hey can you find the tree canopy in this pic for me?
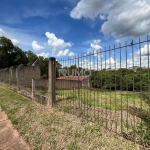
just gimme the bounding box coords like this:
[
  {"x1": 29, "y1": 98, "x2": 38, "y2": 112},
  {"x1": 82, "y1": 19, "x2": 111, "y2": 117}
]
[{"x1": 0, "y1": 36, "x2": 28, "y2": 68}]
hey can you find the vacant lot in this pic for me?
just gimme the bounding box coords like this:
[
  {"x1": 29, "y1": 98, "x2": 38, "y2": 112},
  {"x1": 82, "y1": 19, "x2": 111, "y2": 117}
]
[
  {"x1": 0, "y1": 87, "x2": 144, "y2": 150},
  {"x1": 56, "y1": 89, "x2": 149, "y2": 111}
]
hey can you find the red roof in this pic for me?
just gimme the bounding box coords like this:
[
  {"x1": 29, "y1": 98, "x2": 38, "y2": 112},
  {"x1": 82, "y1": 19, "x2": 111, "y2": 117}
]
[{"x1": 56, "y1": 76, "x2": 89, "y2": 81}]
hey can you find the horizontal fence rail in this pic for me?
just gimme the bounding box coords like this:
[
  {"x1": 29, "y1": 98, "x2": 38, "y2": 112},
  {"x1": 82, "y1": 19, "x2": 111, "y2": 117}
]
[{"x1": 55, "y1": 35, "x2": 150, "y2": 147}]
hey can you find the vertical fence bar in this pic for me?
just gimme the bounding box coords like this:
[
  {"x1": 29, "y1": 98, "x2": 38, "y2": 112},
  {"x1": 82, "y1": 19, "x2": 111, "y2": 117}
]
[
  {"x1": 147, "y1": 35, "x2": 150, "y2": 114},
  {"x1": 65, "y1": 57, "x2": 67, "y2": 110},
  {"x1": 83, "y1": 55, "x2": 86, "y2": 118},
  {"x1": 109, "y1": 46, "x2": 112, "y2": 127},
  {"x1": 104, "y1": 47, "x2": 108, "y2": 129},
  {"x1": 60, "y1": 58, "x2": 63, "y2": 109},
  {"x1": 90, "y1": 52, "x2": 92, "y2": 119},
  {"x1": 87, "y1": 54, "x2": 89, "y2": 119},
  {"x1": 97, "y1": 50, "x2": 99, "y2": 123},
  {"x1": 86, "y1": 53, "x2": 89, "y2": 119},
  {"x1": 69, "y1": 56, "x2": 71, "y2": 113},
  {"x1": 114, "y1": 44, "x2": 117, "y2": 132},
  {"x1": 80, "y1": 54, "x2": 83, "y2": 115},
  {"x1": 78, "y1": 55, "x2": 81, "y2": 110},
  {"x1": 139, "y1": 37, "x2": 143, "y2": 129},
  {"x1": 48, "y1": 57, "x2": 56, "y2": 106},
  {"x1": 63, "y1": 58, "x2": 66, "y2": 111},
  {"x1": 93, "y1": 50, "x2": 96, "y2": 122},
  {"x1": 120, "y1": 43, "x2": 123, "y2": 133},
  {"x1": 73, "y1": 56, "x2": 75, "y2": 114},
  {"x1": 132, "y1": 39, "x2": 135, "y2": 139},
  {"x1": 74, "y1": 56, "x2": 77, "y2": 114},
  {"x1": 67, "y1": 57, "x2": 69, "y2": 113},
  {"x1": 126, "y1": 41, "x2": 129, "y2": 132},
  {"x1": 100, "y1": 48, "x2": 103, "y2": 121}
]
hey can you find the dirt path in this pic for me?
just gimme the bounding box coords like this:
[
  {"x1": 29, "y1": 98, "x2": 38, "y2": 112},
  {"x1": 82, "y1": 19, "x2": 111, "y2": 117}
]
[{"x1": 0, "y1": 108, "x2": 30, "y2": 150}]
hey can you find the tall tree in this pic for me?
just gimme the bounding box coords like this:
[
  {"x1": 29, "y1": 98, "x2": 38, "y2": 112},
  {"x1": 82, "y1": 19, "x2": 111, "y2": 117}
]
[{"x1": 0, "y1": 36, "x2": 28, "y2": 68}]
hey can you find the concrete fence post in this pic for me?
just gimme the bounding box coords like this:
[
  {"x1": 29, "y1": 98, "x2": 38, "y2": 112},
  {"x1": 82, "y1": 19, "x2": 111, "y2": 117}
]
[
  {"x1": 48, "y1": 57, "x2": 56, "y2": 106},
  {"x1": 0, "y1": 70, "x2": 1, "y2": 83},
  {"x1": 16, "y1": 68, "x2": 20, "y2": 91},
  {"x1": 32, "y1": 79, "x2": 35, "y2": 100},
  {"x1": 9, "y1": 69, "x2": 10, "y2": 86},
  {"x1": 9, "y1": 67, "x2": 13, "y2": 86}
]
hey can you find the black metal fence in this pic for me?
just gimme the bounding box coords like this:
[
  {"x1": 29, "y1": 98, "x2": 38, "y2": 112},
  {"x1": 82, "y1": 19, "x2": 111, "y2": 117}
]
[{"x1": 55, "y1": 36, "x2": 150, "y2": 146}]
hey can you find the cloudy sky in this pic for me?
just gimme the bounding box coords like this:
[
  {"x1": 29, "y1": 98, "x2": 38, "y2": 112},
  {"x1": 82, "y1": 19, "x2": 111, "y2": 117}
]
[{"x1": 0, "y1": 0, "x2": 150, "y2": 61}]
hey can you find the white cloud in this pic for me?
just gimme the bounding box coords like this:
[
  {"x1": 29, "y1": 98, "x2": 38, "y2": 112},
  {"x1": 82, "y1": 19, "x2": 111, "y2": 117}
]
[
  {"x1": 57, "y1": 49, "x2": 69, "y2": 56},
  {"x1": 32, "y1": 41, "x2": 45, "y2": 51},
  {"x1": 68, "y1": 52, "x2": 75, "y2": 56},
  {"x1": 90, "y1": 39, "x2": 102, "y2": 51},
  {"x1": 0, "y1": 28, "x2": 5, "y2": 36},
  {"x1": 45, "y1": 32, "x2": 73, "y2": 56},
  {"x1": 11, "y1": 39, "x2": 19, "y2": 46},
  {"x1": 115, "y1": 39, "x2": 120, "y2": 43},
  {"x1": 99, "y1": 14, "x2": 106, "y2": 20},
  {"x1": 83, "y1": 39, "x2": 102, "y2": 57},
  {"x1": 136, "y1": 44, "x2": 150, "y2": 56},
  {"x1": 37, "y1": 52, "x2": 49, "y2": 58},
  {"x1": 70, "y1": 0, "x2": 150, "y2": 39}
]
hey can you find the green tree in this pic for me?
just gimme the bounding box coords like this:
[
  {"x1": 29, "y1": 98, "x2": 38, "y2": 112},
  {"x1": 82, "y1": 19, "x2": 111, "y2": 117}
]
[
  {"x1": 0, "y1": 36, "x2": 28, "y2": 68},
  {"x1": 37, "y1": 56, "x2": 49, "y2": 79},
  {"x1": 25, "y1": 50, "x2": 38, "y2": 66},
  {"x1": 13, "y1": 46, "x2": 28, "y2": 65}
]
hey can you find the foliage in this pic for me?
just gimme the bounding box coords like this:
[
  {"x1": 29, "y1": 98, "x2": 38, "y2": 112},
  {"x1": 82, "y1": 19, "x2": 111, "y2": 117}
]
[
  {"x1": 25, "y1": 50, "x2": 38, "y2": 66},
  {"x1": 37, "y1": 56, "x2": 49, "y2": 79},
  {"x1": 90, "y1": 68, "x2": 149, "y2": 92},
  {"x1": 0, "y1": 36, "x2": 28, "y2": 68}
]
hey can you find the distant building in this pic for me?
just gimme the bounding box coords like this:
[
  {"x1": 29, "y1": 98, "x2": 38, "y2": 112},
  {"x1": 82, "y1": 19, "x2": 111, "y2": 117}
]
[{"x1": 56, "y1": 76, "x2": 90, "y2": 89}]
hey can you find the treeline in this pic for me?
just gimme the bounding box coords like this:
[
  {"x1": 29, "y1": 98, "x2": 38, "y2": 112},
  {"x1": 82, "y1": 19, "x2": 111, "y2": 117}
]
[
  {"x1": 90, "y1": 68, "x2": 149, "y2": 92},
  {"x1": 0, "y1": 36, "x2": 48, "y2": 78}
]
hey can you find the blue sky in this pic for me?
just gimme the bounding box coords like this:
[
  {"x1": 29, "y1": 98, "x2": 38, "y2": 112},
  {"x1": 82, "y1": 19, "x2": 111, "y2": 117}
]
[{"x1": 0, "y1": 0, "x2": 150, "y2": 66}]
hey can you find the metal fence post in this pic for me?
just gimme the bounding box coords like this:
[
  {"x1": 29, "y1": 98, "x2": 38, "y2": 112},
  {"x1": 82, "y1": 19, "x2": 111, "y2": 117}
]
[{"x1": 48, "y1": 57, "x2": 56, "y2": 106}]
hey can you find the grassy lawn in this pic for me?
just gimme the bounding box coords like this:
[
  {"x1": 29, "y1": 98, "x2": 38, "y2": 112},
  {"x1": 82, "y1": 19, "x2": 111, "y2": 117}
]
[
  {"x1": 56, "y1": 89, "x2": 149, "y2": 111},
  {"x1": 0, "y1": 86, "x2": 143, "y2": 150}
]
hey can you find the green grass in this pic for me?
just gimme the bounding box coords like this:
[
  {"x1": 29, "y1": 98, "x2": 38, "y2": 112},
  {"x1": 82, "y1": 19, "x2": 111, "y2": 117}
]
[
  {"x1": 56, "y1": 89, "x2": 149, "y2": 111},
  {"x1": 56, "y1": 88, "x2": 150, "y2": 147},
  {"x1": 0, "y1": 86, "x2": 143, "y2": 149}
]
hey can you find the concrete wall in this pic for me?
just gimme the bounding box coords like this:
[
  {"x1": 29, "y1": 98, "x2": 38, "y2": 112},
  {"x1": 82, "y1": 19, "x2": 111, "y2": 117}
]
[
  {"x1": 0, "y1": 63, "x2": 90, "y2": 90},
  {"x1": 0, "y1": 61, "x2": 41, "y2": 87},
  {"x1": 56, "y1": 79, "x2": 82, "y2": 90}
]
